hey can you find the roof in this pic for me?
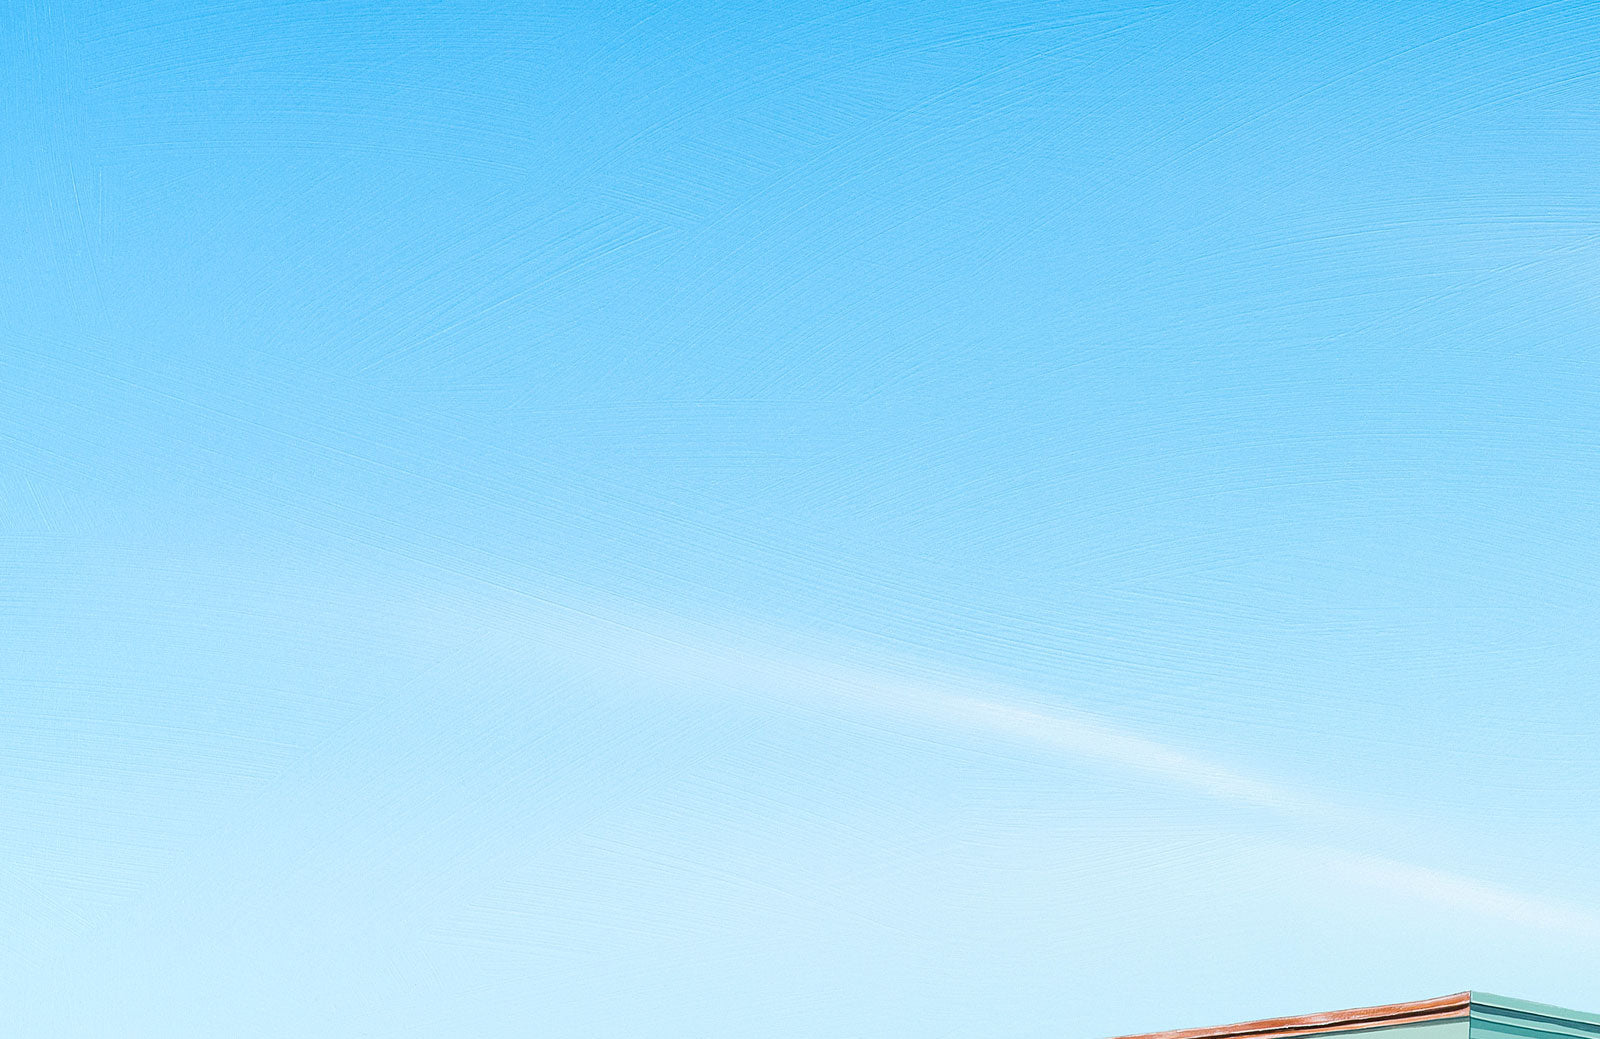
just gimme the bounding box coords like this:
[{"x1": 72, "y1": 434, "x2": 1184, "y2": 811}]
[{"x1": 1107, "y1": 993, "x2": 1600, "y2": 1039}]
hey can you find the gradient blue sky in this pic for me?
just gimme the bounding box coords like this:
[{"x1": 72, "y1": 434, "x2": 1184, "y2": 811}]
[{"x1": 5, "y1": 0, "x2": 1600, "y2": 1035}]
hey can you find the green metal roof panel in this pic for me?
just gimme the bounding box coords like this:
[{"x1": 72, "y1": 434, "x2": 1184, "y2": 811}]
[
  {"x1": 1107, "y1": 995, "x2": 1600, "y2": 1039},
  {"x1": 1470, "y1": 993, "x2": 1600, "y2": 1039}
]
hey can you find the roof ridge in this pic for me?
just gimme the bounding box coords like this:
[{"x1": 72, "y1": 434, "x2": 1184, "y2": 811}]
[
  {"x1": 1469, "y1": 993, "x2": 1600, "y2": 1029},
  {"x1": 1105, "y1": 994, "x2": 1473, "y2": 1039}
]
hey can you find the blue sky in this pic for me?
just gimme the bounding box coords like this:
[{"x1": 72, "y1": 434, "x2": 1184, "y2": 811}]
[{"x1": 5, "y1": 0, "x2": 1600, "y2": 1034}]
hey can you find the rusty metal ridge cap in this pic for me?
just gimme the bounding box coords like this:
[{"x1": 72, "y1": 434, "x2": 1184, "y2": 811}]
[{"x1": 1105, "y1": 993, "x2": 1474, "y2": 1039}]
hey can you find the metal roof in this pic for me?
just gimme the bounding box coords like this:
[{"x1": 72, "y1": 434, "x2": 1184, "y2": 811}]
[{"x1": 1107, "y1": 993, "x2": 1600, "y2": 1039}]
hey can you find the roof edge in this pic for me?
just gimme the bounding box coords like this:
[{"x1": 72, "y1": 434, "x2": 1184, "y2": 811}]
[
  {"x1": 1470, "y1": 993, "x2": 1600, "y2": 1030},
  {"x1": 1106, "y1": 993, "x2": 1473, "y2": 1039}
]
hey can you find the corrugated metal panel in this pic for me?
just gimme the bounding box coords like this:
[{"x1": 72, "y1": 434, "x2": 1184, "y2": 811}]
[
  {"x1": 1108, "y1": 992, "x2": 1600, "y2": 1039},
  {"x1": 1109, "y1": 995, "x2": 1472, "y2": 1039},
  {"x1": 1470, "y1": 993, "x2": 1600, "y2": 1039}
]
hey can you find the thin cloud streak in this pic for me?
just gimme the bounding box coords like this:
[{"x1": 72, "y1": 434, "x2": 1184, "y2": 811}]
[
  {"x1": 570, "y1": 606, "x2": 1341, "y2": 816},
  {"x1": 1328, "y1": 852, "x2": 1600, "y2": 941},
  {"x1": 540, "y1": 599, "x2": 1597, "y2": 941}
]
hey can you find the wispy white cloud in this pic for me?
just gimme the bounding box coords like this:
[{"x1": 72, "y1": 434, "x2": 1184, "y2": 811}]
[
  {"x1": 551, "y1": 603, "x2": 1596, "y2": 943},
  {"x1": 1327, "y1": 851, "x2": 1600, "y2": 941},
  {"x1": 572, "y1": 611, "x2": 1333, "y2": 815}
]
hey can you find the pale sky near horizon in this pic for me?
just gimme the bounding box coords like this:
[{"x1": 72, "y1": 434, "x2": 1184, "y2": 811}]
[{"x1": 5, "y1": 0, "x2": 1600, "y2": 1035}]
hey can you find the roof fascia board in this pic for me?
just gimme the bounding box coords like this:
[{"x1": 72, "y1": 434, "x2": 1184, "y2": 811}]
[{"x1": 1107, "y1": 994, "x2": 1472, "y2": 1039}]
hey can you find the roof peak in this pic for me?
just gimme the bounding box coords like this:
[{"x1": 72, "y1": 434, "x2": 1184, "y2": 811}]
[
  {"x1": 1469, "y1": 993, "x2": 1600, "y2": 1029},
  {"x1": 1105, "y1": 993, "x2": 1471, "y2": 1039},
  {"x1": 1106, "y1": 992, "x2": 1600, "y2": 1039}
]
